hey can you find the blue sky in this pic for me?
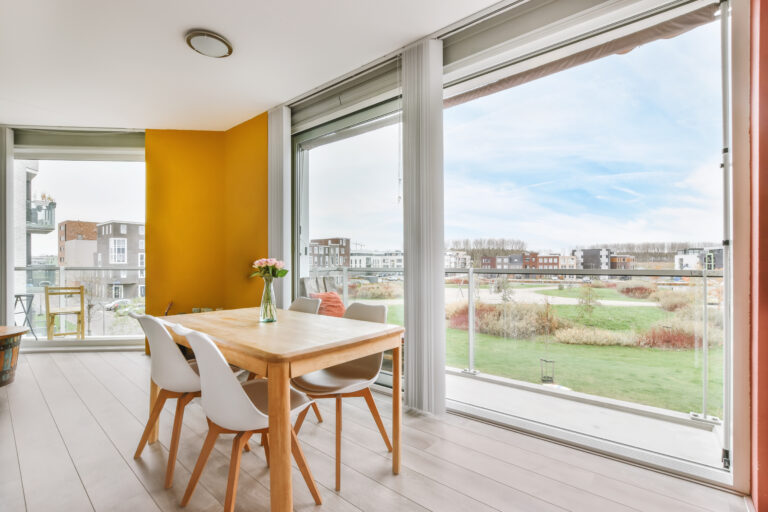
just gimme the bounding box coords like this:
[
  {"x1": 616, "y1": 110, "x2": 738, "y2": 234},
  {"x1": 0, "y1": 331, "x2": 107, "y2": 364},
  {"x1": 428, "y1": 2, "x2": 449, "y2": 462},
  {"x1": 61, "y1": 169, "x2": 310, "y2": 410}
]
[{"x1": 310, "y1": 20, "x2": 723, "y2": 253}]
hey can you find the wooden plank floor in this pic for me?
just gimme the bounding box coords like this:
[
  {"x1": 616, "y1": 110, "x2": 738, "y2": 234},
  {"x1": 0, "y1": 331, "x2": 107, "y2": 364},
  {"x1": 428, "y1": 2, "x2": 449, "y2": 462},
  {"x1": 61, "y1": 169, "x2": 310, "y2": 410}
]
[{"x1": 0, "y1": 351, "x2": 751, "y2": 512}]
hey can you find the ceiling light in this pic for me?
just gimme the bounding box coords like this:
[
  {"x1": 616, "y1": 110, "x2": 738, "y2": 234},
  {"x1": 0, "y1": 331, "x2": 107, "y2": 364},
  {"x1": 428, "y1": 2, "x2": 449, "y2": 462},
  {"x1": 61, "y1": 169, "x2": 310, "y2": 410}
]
[{"x1": 185, "y1": 29, "x2": 233, "y2": 58}]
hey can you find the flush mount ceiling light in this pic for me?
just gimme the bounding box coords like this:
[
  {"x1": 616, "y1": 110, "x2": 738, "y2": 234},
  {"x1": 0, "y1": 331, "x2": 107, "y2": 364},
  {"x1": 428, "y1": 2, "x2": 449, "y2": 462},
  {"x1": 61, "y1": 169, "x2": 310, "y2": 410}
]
[{"x1": 185, "y1": 29, "x2": 233, "y2": 58}]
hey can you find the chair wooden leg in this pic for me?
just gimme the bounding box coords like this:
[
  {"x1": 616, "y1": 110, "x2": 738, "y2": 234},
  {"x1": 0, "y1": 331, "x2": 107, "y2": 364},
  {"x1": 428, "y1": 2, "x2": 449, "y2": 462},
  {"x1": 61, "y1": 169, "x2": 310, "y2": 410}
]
[
  {"x1": 293, "y1": 405, "x2": 310, "y2": 435},
  {"x1": 362, "y1": 388, "x2": 393, "y2": 452},
  {"x1": 335, "y1": 395, "x2": 342, "y2": 491},
  {"x1": 311, "y1": 401, "x2": 323, "y2": 423},
  {"x1": 181, "y1": 424, "x2": 220, "y2": 507},
  {"x1": 134, "y1": 389, "x2": 169, "y2": 459},
  {"x1": 246, "y1": 372, "x2": 259, "y2": 381},
  {"x1": 165, "y1": 393, "x2": 193, "y2": 488},
  {"x1": 224, "y1": 432, "x2": 248, "y2": 512},
  {"x1": 262, "y1": 432, "x2": 270, "y2": 467},
  {"x1": 291, "y1": 428, "x2": 322, "y2": 505}
]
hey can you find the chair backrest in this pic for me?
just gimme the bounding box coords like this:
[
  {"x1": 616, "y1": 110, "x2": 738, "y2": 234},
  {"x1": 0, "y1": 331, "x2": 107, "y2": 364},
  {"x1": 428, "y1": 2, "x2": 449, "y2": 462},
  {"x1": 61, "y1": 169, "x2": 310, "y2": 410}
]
[
  {"x1": 342, "y1": 302, "x2": 388, "y2": 377},
  {"x1": 289, "y1": 297, "x2": 321, "y2": 314},
  {"x1": 130, "y1": 313, "x2": 201, "y2": 393},
  {"x1": 170, "y1": 324, "x2": 267, "y2": 432},
  {"x1": 45, "y1": 285, "x2": 84, "y2": 313}
]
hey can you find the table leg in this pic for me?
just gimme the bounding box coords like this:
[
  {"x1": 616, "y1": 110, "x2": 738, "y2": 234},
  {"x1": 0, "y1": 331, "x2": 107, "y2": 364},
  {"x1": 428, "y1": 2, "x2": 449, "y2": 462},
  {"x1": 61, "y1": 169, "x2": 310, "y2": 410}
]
[
  {"x1": 392, "y1": 344, "x2": 401, "y2": 474},
  {"x1": 268, "y1": 362, "x2": 293, "y2": 512},
  {"x1": 148, "y1": 379, "x2": 160, "y2": 444}
]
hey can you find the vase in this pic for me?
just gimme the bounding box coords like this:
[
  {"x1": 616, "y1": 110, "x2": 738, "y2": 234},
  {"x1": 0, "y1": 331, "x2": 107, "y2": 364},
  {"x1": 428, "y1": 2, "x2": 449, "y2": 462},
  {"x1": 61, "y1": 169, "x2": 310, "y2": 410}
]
[{"x1": 260, "y1": 277, "x2": 278, "y2": 323}]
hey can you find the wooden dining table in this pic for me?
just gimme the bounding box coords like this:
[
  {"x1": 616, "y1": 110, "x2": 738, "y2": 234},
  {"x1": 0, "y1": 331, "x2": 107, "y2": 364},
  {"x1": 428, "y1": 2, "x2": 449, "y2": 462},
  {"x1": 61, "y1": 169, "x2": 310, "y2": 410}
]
[{"x1": 149, "y1": 307, "x2": 405, "y2": 512}]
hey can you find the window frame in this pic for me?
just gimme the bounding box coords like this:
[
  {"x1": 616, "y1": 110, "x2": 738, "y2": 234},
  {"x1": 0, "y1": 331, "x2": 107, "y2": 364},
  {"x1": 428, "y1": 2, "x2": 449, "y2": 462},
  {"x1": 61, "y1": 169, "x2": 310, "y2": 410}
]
[{"x1": 109, "y1": 237, "x2": 127, "y2": 264}]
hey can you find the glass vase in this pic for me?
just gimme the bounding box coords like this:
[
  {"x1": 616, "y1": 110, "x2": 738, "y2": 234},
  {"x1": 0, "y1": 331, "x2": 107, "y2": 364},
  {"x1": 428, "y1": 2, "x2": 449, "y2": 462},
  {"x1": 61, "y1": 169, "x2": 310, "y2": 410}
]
[{"x1": 260, "y1": 277, "x2": 278, "y2": 323}]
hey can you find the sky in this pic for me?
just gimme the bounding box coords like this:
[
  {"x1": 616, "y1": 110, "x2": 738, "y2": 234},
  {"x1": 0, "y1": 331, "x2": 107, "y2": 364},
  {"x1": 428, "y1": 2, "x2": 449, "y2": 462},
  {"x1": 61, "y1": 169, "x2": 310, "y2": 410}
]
[
  {"x1": 27, "y1": 160, "x2": 145, "y2": 256},
  {"x1": 308, "y1": 20, "x2": 723, "y2": 253}
]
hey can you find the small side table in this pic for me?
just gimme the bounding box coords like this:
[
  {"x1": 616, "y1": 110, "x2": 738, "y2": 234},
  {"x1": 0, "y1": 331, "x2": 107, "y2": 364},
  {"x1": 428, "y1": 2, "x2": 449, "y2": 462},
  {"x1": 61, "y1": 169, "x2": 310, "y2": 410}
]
[{"x1": 14, "y1": 293, "x2": 38, "y2": 340}]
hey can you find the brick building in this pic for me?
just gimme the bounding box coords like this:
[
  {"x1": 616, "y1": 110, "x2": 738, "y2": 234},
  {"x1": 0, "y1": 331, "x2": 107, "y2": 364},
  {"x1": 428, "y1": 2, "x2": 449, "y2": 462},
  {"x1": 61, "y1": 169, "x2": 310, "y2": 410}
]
[
  {"x1": 58, "y1": 220, "x2": 97, "y2": 266},
  {"x1": 309, "y1": 238, "x2": 350, "y2": 268}
]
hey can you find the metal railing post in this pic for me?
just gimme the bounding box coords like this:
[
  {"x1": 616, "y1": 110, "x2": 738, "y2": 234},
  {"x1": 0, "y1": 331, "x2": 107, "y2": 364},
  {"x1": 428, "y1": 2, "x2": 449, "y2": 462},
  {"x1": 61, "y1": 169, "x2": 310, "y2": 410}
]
[
  {"x1": 464, "y1": 267, "x2": 478, "y2": 375},
  {"x1": 702, "y1": 265, "x2": 709, "y2": 419},
  {"x1": 342, "y1": 267, "x2": 349, "y2": 306}
]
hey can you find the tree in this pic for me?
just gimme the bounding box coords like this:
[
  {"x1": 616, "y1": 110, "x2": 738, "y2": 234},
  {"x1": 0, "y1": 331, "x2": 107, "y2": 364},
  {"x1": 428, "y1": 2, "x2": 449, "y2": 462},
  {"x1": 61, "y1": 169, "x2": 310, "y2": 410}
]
[{"x1": 578, "y1": 284, "x2": 596, "y2": 319}]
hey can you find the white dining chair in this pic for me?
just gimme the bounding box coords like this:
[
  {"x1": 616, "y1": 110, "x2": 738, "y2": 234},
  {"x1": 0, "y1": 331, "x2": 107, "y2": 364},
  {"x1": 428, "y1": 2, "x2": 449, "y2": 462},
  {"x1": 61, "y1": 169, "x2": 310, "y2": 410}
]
[
  {"x1": 170, "y1": 324, "x2": 322, "y2": 511},
  {"x1": 131, "y1": 313, "x2": 244, "y2": 489},
  {"x1": 289, "y1": 297, "x2": 322, "y2": 314},
  {"x1": 290, "y1": 302, "x2": 391, "y2": 491}
]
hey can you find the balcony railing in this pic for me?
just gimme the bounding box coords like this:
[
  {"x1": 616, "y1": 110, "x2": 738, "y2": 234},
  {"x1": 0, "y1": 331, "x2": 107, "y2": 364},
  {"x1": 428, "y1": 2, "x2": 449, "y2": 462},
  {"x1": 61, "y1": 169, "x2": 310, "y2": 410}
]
[
  {"x1": 26, "y1": 200, "x2": 56, "y2": 233},
  {"x1": 306, "y1": 265, "x2": 726, "y2": 425},
  {"x1": 13, "y1": 265, "x2": 145, "y2": 339}
]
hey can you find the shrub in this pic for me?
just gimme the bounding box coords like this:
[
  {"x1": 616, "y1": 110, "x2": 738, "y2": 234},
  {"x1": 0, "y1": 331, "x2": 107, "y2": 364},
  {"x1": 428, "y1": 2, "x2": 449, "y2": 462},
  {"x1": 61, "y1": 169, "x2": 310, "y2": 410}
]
[
  {"x1": 554, "y1": 326, "x2": 634, "y2": 346},
  {"x1": 637, "y1": 315, "x2": 723, "y2": 349},
  {"x1": 650, "y1": 289, "x2": 693, "y2": 312},
  {"x1": 349, "y1": 282, "x2": 402, "y2": 300},
  {"x1": 445, "y1": 301, "x2": 571, "y2": 339},
  {"x1": 617, "y1": 280, "x2": 656, "y2": 299}
]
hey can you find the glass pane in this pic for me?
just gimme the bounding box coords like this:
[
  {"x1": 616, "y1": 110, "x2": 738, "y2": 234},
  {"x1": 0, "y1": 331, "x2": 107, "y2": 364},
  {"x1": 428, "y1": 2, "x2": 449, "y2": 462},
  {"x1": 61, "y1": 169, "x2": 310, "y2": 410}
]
[
  {"x1": 12, "y1": 159, "x2": 146, "y2": 342},
  {"x1": 298, "y1": 114, "x2": 403, "y2": 384},
  {"x1": 443, "y1": 19, "x2": 726, "y2": 469}
]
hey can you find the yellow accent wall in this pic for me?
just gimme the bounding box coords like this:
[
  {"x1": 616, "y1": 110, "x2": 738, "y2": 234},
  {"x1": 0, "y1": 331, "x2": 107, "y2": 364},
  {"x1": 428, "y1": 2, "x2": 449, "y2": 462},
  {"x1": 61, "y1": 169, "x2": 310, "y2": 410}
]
[{"x1": 145, "y1": 112, "x2": 269, "y2": 321}]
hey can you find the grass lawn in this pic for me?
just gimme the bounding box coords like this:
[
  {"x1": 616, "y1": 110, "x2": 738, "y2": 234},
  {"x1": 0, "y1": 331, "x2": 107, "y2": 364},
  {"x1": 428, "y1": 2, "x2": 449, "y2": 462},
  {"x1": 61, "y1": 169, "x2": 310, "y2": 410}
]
[
  {"x1": 537, "y1": 286, "x2": 650, "y2": 302},
  {"x1": 378, "y1": 303, "x2": 720, "y2": 416},
  {"x1": 552, "y1": 305, "x2": 670, "y2": 331},
  {"x1": 446, "y1": 328, "x2": 723, "y2": 417}
]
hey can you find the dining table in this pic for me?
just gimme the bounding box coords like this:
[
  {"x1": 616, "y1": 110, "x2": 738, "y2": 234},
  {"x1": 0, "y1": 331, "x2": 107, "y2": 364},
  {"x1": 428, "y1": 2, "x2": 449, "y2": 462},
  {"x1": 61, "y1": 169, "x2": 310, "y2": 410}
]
[{"x1": 148, "y1": 307, "x2": 405, "y2": 512}]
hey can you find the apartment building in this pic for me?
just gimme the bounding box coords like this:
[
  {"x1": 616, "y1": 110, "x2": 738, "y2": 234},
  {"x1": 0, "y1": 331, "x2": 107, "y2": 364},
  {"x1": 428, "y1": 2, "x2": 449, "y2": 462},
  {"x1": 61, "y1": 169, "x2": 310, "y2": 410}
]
[
  {"x1": 94, "y1": 221, "x2": 145, "y2": 299},
  {"x1": 309, "y1": 238, "x2": 350, "y2": 268},
  {"x1": 495, "y1": 254, "x2": 523, "y2": 269},
  {"x1": 350, "y1": 250, "x2": 403, "y2": 269},
  {"x1": 58, "y1": 220, "x2": 97, "y2": 266},
  {"x1": 522, "y1": 252, "x2": 539, "y2": 269},
  {"x1": 610, "y1": 254, "x2": 636, "y2": 270},
  {"x1": 445, "y1": 250, "x2": 471, "y2": 269},
  {"x1": 572, "y1": 248, "x2": 611, "y2": 270}
]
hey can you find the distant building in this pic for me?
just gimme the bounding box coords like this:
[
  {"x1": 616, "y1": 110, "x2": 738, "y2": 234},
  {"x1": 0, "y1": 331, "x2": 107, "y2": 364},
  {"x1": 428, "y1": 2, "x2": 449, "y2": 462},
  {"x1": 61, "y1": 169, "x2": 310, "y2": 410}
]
[
  {"x1": 673, "y1": 247, "x2": 724, "y2": 271},
  {"x1": 610, "y1": 254, "x2": 635, "y2": 270},
  {"x1": 480, "y1": 256, "x2": 496, "y2": 269},
  {"x1": 572, "y1": 248, "x2": 611, "y2": 270},
  {"x1": 95, "y1": 221, "x2": 145, "y2": 299},
  {"x1": 537, "y1": 254, "x2": 560, "y2": 270},
  {"x1": 350, "y1": 250, "x2": 403, "y2": 269},
  {"x1": 522, "y1": 252, "x2": 539, "y2": 269},
  {"x1": 559, "y1": 254, "x2": 578, "y2": 269},
  {"x1": 58, "y1": 220, "x2": 97, "y2": 266},
  {"x1": 495, "y1": 254, "x2": 523, "y2": 269},
  {"x1": 445, "y1": 250, "x2": 470, "y2": 269},
  {"x1": 310, "y1": 238, "x2": 350, "y2": 268}
]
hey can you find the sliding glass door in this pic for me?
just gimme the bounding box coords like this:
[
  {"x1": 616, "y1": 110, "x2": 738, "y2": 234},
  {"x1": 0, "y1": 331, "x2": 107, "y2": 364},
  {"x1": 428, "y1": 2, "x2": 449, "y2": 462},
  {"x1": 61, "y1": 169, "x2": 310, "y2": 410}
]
[
  {"x1": 293, "y1": 103, "x2": 403, "y2": 382},
  {"x1": 443, "y1": 11, "x2": 731, "y2": 473}
]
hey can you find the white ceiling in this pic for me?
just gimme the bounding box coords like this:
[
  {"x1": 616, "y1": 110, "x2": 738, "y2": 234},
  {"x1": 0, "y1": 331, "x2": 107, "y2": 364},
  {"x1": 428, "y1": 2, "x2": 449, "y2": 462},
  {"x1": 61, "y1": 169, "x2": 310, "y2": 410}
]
[{"x1": 0, "y1": 0, "x2": 500, "y2": 131}]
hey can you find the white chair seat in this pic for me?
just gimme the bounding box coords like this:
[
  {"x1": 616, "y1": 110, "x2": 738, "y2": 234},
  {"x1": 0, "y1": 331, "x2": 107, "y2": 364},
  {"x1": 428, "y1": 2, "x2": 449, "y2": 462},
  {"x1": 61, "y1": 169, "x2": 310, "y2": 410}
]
[
  {"x1": 291, "y1": 365, "x2": 378, "y2": 396},
  {"x1": 240, "y1": 380, "x2": 313, "y2": 419}
]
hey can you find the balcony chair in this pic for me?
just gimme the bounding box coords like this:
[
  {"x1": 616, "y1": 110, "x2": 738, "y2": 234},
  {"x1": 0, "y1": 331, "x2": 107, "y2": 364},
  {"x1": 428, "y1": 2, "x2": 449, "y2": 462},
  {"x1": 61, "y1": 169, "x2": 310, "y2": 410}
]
[
  {"x1": 44, "y1": 285, "x2": 85, "y2": 340},
  {"x1": 289, "y1": 296, "x2": 322, "y2": 314},
  {"x1": 170, "y1": 324, "x2": 321, "y2": 511},
  {"x1": 290, "y1": 302, "x2": 391, "y2": 491},
  {"x1": 130, "y1": 313, "x2": 245, "y2": 489}
]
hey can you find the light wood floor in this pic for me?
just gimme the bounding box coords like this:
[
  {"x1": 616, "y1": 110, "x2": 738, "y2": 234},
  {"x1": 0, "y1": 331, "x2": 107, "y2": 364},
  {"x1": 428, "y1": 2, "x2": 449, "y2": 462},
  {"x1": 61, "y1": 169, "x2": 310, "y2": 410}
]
[{"x1": 0, "y1": 351, "x2": 751, "y2": 512}]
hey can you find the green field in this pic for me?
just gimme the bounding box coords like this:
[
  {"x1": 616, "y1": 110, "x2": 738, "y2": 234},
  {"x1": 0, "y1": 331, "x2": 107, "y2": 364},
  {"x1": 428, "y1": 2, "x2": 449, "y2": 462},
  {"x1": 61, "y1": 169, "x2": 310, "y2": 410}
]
[
  {"x1": 537, "y1": 286, "x2": 651, "y2": 302},
  {"x1": 445, "y1": 328, "x2": 722, "y2": 417},
  {"x1": 552, "y1": 304, "x2": 670, "y2": 331},
  {"x1": 380, "y1": 302, "x2": 718, "y2": 416}
]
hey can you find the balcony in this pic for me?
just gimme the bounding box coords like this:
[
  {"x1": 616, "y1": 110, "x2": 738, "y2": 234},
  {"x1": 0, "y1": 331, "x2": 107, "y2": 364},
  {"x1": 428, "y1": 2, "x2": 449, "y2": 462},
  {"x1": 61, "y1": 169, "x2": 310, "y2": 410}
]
[
  {"x1": 13, "y1": 266, "x2": 145, "y2": 340},
  {"x1": 306, "y1": 264, "x2": 726, "y2": 470},
  {"x1": 26, "y1": 199, "x2": 56, "y2": 233}
]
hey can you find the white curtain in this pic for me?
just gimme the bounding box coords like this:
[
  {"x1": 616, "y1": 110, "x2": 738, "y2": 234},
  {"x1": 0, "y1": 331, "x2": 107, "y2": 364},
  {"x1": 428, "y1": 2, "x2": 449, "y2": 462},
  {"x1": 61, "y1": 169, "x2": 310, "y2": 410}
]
[
  {"x1": 0, "y1": 128, "x2": 13, "y2": 325},
  {"x1": 402, "y1": 39, "x2": 446, "y2": 414}
]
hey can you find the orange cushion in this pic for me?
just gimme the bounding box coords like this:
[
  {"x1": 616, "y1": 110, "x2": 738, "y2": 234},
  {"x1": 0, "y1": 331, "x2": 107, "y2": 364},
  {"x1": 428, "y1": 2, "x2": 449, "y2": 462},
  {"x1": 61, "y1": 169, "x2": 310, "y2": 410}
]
[{"x1": 310, "y1": 292, "x2": 346, "y2": 318}]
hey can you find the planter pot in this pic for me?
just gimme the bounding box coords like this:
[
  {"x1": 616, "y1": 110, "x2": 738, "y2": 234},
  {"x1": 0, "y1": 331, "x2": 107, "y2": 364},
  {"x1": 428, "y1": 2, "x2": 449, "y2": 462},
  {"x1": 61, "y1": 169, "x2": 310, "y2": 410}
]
[{"x1": 0, "y1": 327, "x2": 28, "y2": 387}]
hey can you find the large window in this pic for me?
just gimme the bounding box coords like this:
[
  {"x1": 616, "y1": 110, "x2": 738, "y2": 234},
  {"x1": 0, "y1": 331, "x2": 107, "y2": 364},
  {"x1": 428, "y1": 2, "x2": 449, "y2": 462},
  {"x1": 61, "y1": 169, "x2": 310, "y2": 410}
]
[
  {"x1": 443, "y1": 18, "x2": 729, "y2": 470},
  {"x1": 12, "y1": 159, "x2": 146, "y2": 341}
]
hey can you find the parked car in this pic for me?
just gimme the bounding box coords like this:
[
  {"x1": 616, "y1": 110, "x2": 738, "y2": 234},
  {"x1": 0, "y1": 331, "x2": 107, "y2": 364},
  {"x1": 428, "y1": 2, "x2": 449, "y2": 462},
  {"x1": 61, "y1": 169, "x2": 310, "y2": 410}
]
[{"x1": 105, "y1": 298, "x2": 130, "y2": 311}]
